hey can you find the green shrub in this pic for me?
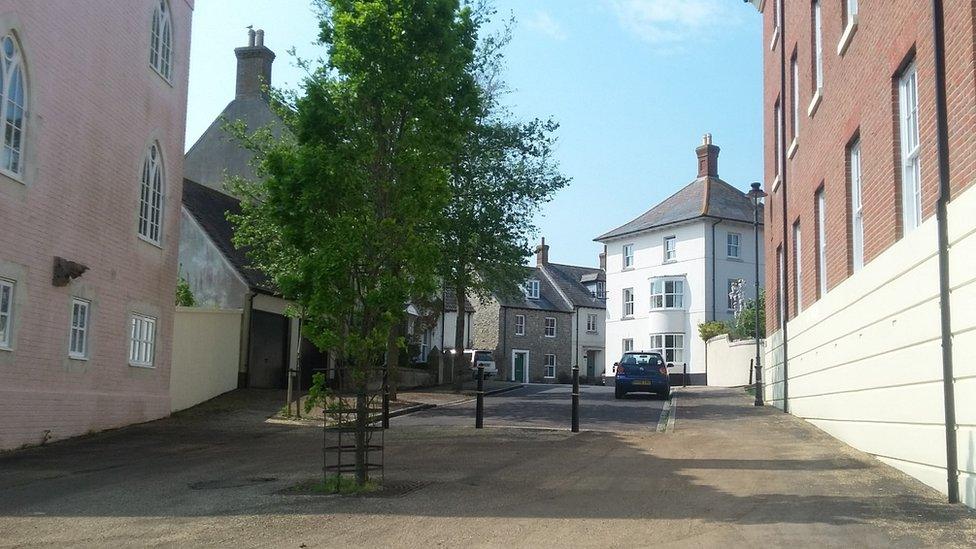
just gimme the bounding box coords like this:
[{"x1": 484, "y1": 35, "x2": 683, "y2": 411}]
[{"x1": 698, "y1": 321, "x2": 729, "y2": 342}]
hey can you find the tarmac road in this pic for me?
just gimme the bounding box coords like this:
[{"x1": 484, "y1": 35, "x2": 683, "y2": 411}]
[{"x1": 393, "y1": 383, "x2": 671, "y2": 432}]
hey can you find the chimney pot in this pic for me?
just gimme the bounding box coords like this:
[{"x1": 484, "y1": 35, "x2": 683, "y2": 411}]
[
  {"x1": 695, "y1": 134, "x2": 720, "y2": 178},
  {"x1": 235, "y1": 30, "x2": 275, "y2": 100}
]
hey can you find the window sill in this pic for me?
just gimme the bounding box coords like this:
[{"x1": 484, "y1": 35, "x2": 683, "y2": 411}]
[
  {"x1": 129, "y1": 362, "x2": 155, "y2": 369},
  {"x1": 68, "y1": 355, "x2": 89, "y2": 362},
  {"x1": 769, "y1": 27, "x2": 780, "y2": 51},
  {"x1": 0, "y1": 344, "x2": 11, "y2": 352},
  {"x1": 622, "y1": 266, "x2": 634, "y2": 272},
  {"x1": 787, "y1": 137, "x2": 798, "y2": 159},
  {"x1": 771, "y1": 174, "x2": 782, "y2": 192},
  {"x1": 138, "y1": 234, "x2": 163, "y2": 249},
  {"x1": 544, "y1": 376, "x2": 556, "y2": 380},
  {"x1": 663, "y1": 259, "x2": 677, "y2": 264},
  {"x1": 837, "y1": 18, "x2": 858, "y2": 56},
  {"x1": 621, "y1": 315, "x2": 634, "y2": 321},
  {"x1": 649, "y1": 307, "x2": 685, "y2": 313},
  {"x1": 586, "y1": 330, "x2": 598, "y2": 334},
  {"x1": 151, "y1": 65, "x2": 174, "y2": 88},
  {"x1": 807, "y1": 88, "x2": 823, "y2": 118},
  {"x1": 727, "y1": 257, "x2": 743, "y2": 262},
  {"x1": 0, "y1": 167, "x2": 25, "y2": 185},
  {"x1": 515, "y1": 332, "x2": 525, "y2": 337}
]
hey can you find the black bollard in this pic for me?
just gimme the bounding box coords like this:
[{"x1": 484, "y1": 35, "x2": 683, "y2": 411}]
[
  {"x1": 683, "y1": 363, "x2": 688, "y2": 388},
  {"x1": 571, "y1": 366, "x2": 580, "y2": 433},
  {"x1": 382, "y1": 365, "x2": 390, "y2": 429},
  {"x1": 475, "y1": 365, "x2": 484, "y2": 429}
]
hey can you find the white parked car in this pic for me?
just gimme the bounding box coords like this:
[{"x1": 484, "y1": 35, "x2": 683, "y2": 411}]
[{"x1": 463, "y1": 349, "x2": 497, "y2": 379}]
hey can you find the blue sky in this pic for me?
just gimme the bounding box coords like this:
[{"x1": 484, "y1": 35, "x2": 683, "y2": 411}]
[{"x1": 186, "y1": 0, "x2": 763, "y2": 267}]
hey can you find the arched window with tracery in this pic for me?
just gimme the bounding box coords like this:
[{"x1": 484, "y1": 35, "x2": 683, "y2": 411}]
[
  {"x1": 149, "y1": 0, "x2": 172, "y2": 80},
  {"x1": 0, "y1": 34, "x2": 26, "y2": 177},
  {"x1": 138, "y1": 143, "x2": 164, "y2": 244}
]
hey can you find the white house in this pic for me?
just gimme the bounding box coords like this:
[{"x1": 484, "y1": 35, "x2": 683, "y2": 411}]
[{"x1": 594, "y1": 135, "x2": 764, "y2": 384}]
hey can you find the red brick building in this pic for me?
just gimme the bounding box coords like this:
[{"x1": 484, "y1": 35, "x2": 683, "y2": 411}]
[{"x1": 754, "y1": 0, "x2": 976, "y2": 507}]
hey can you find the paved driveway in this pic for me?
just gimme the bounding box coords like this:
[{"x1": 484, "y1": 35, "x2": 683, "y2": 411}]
[
  {"x1": 395, "y1": 383, "x2": 670, "y2": 432},
  {"x1": 0, "y1": 387, "x2": 974, "y2": 547}
]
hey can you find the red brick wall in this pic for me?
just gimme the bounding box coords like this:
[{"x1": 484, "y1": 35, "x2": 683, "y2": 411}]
[
  {"x1": 0, "y1": 0, "x2": 193, "y2": 449},
  {"x1": 762, "y1": 0, "x2": 976, "y2": 333}
]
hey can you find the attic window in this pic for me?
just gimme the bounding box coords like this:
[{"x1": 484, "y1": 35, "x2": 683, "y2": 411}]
[{"x1": 524, "y1": 279, "x2": 540, "y2": 300}]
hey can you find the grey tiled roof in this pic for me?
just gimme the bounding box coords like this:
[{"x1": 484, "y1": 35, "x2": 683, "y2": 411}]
[
  {"x1": 595, "y1": 177, "x2": 762, "y2": 241},
  {"x1": 497, "y1": 267, "x2": 574, "y2": 313},
  {"x1": 182, "y1": 178, "x2": 274, "y2": 294},
  {"x1": 545, "y1": 263, "x2": 606, "y2": 310}
]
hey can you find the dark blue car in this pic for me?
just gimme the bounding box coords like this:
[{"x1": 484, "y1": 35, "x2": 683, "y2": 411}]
[{"x1": 614, "y1": 352, "x2": 670, "y2": 399}]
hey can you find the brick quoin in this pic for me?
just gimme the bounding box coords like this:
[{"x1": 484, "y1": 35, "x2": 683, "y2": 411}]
[{"x1": 762, "y1": 0, "x2": 976, "y2": 332}]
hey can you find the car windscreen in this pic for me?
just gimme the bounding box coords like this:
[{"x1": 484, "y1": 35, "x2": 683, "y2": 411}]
[
  {"x1": 474, "y1": 351, "x2": 493, "y2": 362},
  {"x1": 620, "y1": 354, "x2": 663, "y2": 366}
]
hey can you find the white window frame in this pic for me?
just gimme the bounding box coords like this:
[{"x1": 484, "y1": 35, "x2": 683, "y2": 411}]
[
  {"x1": 544, "y1": 354, "x2": 556, "y2": 379},
  {"x1": 812, "y1": 0, "x2": 823, "y2": 92},
  {"x1": 899, "y1": 61, "x2": 921, "y2": 232},
  {"x1": 595, "y1": 281, "x2": 606, "y2": 298},
  {"x1": 623, "y1": 244, "x2": 634, "y2": 269},
  {"x1": 0, "y1": 278, "x2": 13, "y2": 349},
  {"x1": 663, "y1": 236, "x2": 677, "y2": 262},
  {"x1": 544, "y1": 317, "x2": 556, "y2": 338},
  {"x1": 791, "y1": 53, "x2": 799, "y2": 144},
  {"x1": 586, "y1": 313, "x2": 598, "y2": 333},
  {"x1": 138, "y1": 143, "x2": 165, "y2": 245},
  {"x1": 771, "y1": 0, "x2": 781, "y2": 49},
  {"x1": 650, "y1": 333, "x2": 684, "y2": 364},
  {"x1": 128, "y1": 314, "x2": 157, "y2": 368},
  {"x1": 816, "y1": 189, "x2": 827, "y2": 298},
  {"x1": 650, "y1": 278, "x2": 684, "y2": 310},
  {"x1": 68, "y1": 298, "x2": 91, "y2": 360},
  {"x1": 514, "y1": 314, "x2": 525, "y2": 336},
  {"x1": 0, "y1": 34, "x2": 27, "y2": 179},
  {"x1": 838, "y1": 0, "x2": 859, "y2": 55},
  {"x1": 793, "y1": 222, "x2": 803, "y2": 312},
  {"x1": 727, "y1": 232, "x2": 741, "y2": 259},
  {"x1": 150, "y1": 0, "x2": 174, "y2": 81},
  {"x1": 623, "y1": 338, "x2": 634, "y2": 353},
  {"x1": 850, "y1": 139, "x2": 864, "y2": 271},
  {"x1": 777, "y1": 246, "x2": 786, "y2": 327},
  {"x1": 524, "y1": 279, "x2": 540, "y2": 300},
  {"x1": 622, "y1": 288, "x2": 634, "y2": 318},
  {"x1": 774, "y1": 99, "x2": 783, "y2": 182}
]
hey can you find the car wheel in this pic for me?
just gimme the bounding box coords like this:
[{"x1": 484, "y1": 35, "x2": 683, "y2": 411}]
[
  {"x1": 615, "y1": 388, "x2": 625, "y2": 399},
  {"x1": 659, "y1": 390, "x2": 670, "y2": 400}
]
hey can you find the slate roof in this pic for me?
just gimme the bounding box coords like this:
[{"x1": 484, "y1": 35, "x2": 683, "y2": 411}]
[
  {"x1": 182, "y1": 178, "x2": 275, "y2": 294},
  {"x1": 595, "y1": 177, "x2": 762, "y2": 241},
  {"x1": 496, "y1": 263, "x2": 606, "y2": 312},
  {"x1": 443, "y1": 289, "x2": 476, "y2": 313},
  {"x1": 545, "y1": 263, "x2": 606, "y2": 310},
  {"x1": 497, "y1": 266, "x2": 574, "y2": 313}
]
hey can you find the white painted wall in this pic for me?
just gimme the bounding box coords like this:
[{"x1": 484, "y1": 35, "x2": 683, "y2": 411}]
[
  {"x1": 704, "y1": 334, "x2": 763, "y2": 387},
  {"x1": 603, "y1": 219, "x2": 763, "y2": 380},
  {"x1": 170, "y1": 308, "x2": 242, "y2": 412},
  {"x1": 763, "y1": 184, "x2": 976, "y2": 509}
]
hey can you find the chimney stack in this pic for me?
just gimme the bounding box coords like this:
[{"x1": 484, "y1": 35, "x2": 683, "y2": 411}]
[
  {"x1": 696, "y1": 133, "x2": 720, "y2": 178},
  {"x1": 599, "y1": 245, "x2": 607, "y2": 271},
  {"x1": 235, "y1": 28, "x2": 275, "y2": 100},
  {"x1": 535, "y1": 237, "x2": 550, "y2": 267}
]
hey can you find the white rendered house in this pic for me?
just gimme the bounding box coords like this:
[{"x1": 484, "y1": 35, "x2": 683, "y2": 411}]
[{"x1": 594, "y1": 136, "x2": 764, "y2": 383}]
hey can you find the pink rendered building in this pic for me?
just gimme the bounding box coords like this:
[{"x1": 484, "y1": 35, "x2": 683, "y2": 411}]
[{"x1": 0, "y1": 0, "x2": 193, "y2": 450}]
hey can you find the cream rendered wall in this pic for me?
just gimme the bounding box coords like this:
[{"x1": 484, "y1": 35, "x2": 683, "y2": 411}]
[
  {"x1": 763, "y1": 185, "x2": 976, "y2": 509},
  {"x1": 170, "y1": 308, "x2": 242, "y2": 412},
  {"x1": 604, "y1": 221, "x2": 708, "y2": 378},
  {"x1": 573, "y1": 306, "x2": 606, "y2": 373},
  {"x1": 704, "y1": 334, "x2": 763, "y2": 387}
]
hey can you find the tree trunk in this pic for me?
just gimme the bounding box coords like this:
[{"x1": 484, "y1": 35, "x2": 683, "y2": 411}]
[
  {"x1": 452, "y1": 285, "x2": 467, "y2": 391},
  {"x1": 354, "y1": 383, "x2": 368, "y2": 486},
  {"x1": 385, "y1": 322, "x2": 400, "y2": 400}
]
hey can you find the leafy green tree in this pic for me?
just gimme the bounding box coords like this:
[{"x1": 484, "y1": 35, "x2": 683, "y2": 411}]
[
  {"x1": 440, "y1": 11, "x2": 569, "y2": 387},
  {"x1": 175, "y1": 277, "x2": 196, "y2": 307},
  {"x1": 230, "y1": 0, "x2": 481, "y2": 485},
  {"x1": 729, "y1": 290, "x2": 766, "y2": 341}
]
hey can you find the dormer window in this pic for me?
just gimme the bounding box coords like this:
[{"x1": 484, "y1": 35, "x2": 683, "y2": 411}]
[{"x1": 524, "y1": 279, "x2": 540, "y2": 300}]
